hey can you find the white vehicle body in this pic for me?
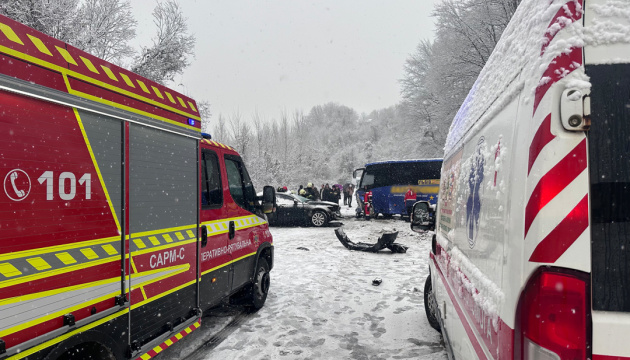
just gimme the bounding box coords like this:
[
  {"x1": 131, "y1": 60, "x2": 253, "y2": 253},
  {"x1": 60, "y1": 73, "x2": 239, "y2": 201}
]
[{"x1": 426, "y1": 0, "x2": 630, "y2": 359}]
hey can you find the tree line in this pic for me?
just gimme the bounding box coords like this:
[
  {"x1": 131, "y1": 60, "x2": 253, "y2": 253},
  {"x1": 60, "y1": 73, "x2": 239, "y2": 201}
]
[{"x1": 212, "y1": 0, "x2": 521, "y2": 189}]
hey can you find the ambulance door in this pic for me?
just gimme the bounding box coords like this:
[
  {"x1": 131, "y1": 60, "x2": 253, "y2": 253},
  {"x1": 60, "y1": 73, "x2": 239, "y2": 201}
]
[{"x1": 199, "y1": 148, "x2": 230, "y2": 309}]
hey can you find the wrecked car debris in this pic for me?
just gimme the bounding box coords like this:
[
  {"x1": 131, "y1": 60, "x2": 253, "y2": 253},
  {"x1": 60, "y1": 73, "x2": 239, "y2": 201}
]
[{"x1": 334, "y1": 227, "x2": 408, "y2": 253}]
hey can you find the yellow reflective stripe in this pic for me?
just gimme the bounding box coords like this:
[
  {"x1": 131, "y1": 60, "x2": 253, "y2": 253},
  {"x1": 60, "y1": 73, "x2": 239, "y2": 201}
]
[
  {"x1": 162, "y1": 234, "x2": 174, "y2": 243},
  {"x1": 132, "y1": 239, "x2": 196, "y2": 257},
  {"x1": 55, "y1": 252, "x2": 77, "y2": 265},
  {"x1": 120, "y1": 72, "x2": 135, "y2": 88},
  {"x1": 201, "y1": 251, "x2": 256, "y2": 276},
  {"x1": 0, "y1": 236, "x2": 119, "y2": 262},
  {"x1": 165, "y1": 92, "x2": 176, "y2": 103},
  {"x1": 186, "y1": 230, "x2": 195, "y2": 238},
  {"x1": 133, "y1": 239, "x2": 147, "y2": 249},
  {"x1": 27, "y1": 34, "x2": 51, "y2": 55},
  {"x1": 177, "y1": 97, "x2": 187, "y2": 108},
  {"x1": 137, "y1": 80, "x2": 150, "y2": 93},
  {"x1": 102, "y1": 244, "x2": 118, "y2": 255},
  {"x1": 81, "y1": 248, "x2": 99, "y2": 260},
  {"x1": 80, "y1": 56, "x2": 99, "y2": 74},
  {"x1": 141, "y1": 354, "x2": 152, "y2": 360},
  {"x1": 175, "y1": 333, "x2": 183, "y2": 340},
  {"x1": 130, "y1": 224, "x2": 196, "y2": 238},
  {"x1": 55, "y1": 46, "x2": 77, "y2": 65},
  {"x1": 5, "y1": 304, "x2": 127, "y2": 360},
  {"x1": 148, "y1": 236, "x2": 161, "y2": 246},
  {"x1": 175, "y1": 232, "x2": 185, "y2": 240},
  {"x1": 74, "y1": 108, "x2": 122, "y2": 232},
  {"x1": 0, "y1": 285, "x2": 120, "y2": 338},
  {"x1": 152, "y1": 86, "x2": 164, "y2": 99},
  {"x1": 26, "y1": 257, "x2": 51, "y2": 270},
  {"x1": 187, "y1": 101, "x2": 197, "y2": 112},
  {"x1": 0, "y1": 22, "x2": 23, "y2": 44},
  {"x1": 0, "y1": 44, "x2": 201, "y2": 124},
  {"x1": 0, "y1": 256, "x2": 117, "y2": 289},
  {"x1": 0, "y1": 263, "x2": 21, "y2": 277},
  {"x1": 165, "y1": 339, "x2": 173, "y2": 346},
  {"x1": 153, "y1": 345, "x2": 163, "y2": 354},
  {"x1": 140, "y1": 286, "x2": 148, "y2": 300},
  {"x1": 100, "y1": 65, "x2": 118, "y2": 81}
]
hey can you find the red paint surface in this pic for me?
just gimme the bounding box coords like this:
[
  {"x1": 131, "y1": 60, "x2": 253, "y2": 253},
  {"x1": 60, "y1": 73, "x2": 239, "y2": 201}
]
[
  {"x1": 524, "y1": 138, "x2": 587, "y2": 237},
  {"x1": 533, "y1": 47, "x2": 582, "y2": 116},
  {"x1": 529, "y1": 195, "x2": 589, "y2": 263},
  {"x1": 541, "y1": 0, "x2": 583, "y2": 55},
  {"x1": 528, "y1": 114, "x2": 556, "y2": 175}
]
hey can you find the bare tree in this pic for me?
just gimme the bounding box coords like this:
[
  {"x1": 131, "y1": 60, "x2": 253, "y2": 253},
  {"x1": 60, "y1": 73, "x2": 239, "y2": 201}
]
[
  {"x1": 197, "y1": 100, "x2": 212, "y2": 134},
  {"x1": 1, "y1": 0, "x2": 80, "y2": 42},
  {"x1": 212, "y1": 114, "x2": 228, "y2": 143},
  {"x1": 228, "y1": 112, "x2": 251, "y2": 156},
  {"x1": 131, "y1": 0, "x2": 195, "y2": 84},
  {"x1": 73, "y1": 0, "x2": 136, "y2": 65}
]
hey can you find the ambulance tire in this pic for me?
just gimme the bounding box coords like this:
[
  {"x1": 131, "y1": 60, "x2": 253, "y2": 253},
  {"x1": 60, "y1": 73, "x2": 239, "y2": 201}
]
[
  {"x1": 248, "y1": 258, "x2": 270, "y2": 311},
  {"x1": 424, "y1": 276, "x2": 441, "y2": 332}
]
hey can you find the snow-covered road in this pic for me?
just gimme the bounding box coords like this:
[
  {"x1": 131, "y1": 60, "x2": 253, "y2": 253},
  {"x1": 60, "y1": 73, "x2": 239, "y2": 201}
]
[{"x1": 162, "y1": 207, "x2": 447, "y2": 359}]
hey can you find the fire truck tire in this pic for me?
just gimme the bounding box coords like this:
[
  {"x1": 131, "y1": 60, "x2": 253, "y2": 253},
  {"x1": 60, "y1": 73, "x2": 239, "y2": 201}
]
[
  {"x1": 424, "y1": 276, "x2": 441, "y2": 332},
  {"x1": 45, "y1": 340, "x2": 117, "y2": 360},
  {"x1": 248, "y1": 258, "x2": 270, "y2": 310}
]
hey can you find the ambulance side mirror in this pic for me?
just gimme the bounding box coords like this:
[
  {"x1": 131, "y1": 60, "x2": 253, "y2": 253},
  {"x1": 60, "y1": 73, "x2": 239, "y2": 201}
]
[
  {"x1": 261, "y1": 186, "x2": 276, "y2": 214},
  {"x1": 411, "y1": 201, "x2": 435, "y2": 232}
]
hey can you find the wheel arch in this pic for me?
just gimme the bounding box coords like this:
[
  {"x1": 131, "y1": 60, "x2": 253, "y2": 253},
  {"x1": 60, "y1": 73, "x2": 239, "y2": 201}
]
[{"x1": 42, "y1": 328, "x2": 124, "y2": 360}]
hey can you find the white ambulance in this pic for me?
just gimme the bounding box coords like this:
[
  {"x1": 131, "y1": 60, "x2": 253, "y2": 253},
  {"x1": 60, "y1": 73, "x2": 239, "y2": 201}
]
[{"x1": 412, "y1": 0, "x2": 630, "y2": 359}]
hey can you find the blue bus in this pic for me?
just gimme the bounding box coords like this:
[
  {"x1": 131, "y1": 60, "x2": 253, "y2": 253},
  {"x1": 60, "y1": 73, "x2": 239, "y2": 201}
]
[{"x1": 353, "y1": 159, "x2": 443, "y2": 218}]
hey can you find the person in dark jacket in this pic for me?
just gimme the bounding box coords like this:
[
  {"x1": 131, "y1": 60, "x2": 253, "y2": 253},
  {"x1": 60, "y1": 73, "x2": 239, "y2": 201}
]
[
  {"x1": 306, "y1": 182, "x2": 320, "y2": 200},
  {"x1": 332, "y1": 185, "x2": 340, "y2": 205},
  {"x1": 322, "y1": 184, "x2": 332, "y2": 202}
]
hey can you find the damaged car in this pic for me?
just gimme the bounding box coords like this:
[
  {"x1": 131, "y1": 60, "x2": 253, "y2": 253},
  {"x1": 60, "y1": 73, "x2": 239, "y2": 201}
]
[{"x1": 267, "y1": 192, "x2": 341, "y2": 227}]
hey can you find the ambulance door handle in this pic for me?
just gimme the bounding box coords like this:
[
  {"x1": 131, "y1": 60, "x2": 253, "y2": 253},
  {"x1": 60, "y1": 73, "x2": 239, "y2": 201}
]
[
  {"x1": 200, "y1": 225, "x2": 208, "y2": 248},
  {"x1": 228, "y1": 221, "x2": 235, "y2": 240}
]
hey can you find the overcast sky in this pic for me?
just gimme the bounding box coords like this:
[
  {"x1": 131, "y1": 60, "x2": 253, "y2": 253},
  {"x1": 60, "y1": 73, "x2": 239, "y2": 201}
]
[{"x1": 130, "y1": 0, "x2": 440, "y2": 121}]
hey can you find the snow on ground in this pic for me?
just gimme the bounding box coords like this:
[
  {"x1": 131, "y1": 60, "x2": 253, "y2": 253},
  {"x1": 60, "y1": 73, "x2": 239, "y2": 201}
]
[{"x1": 162, "y1": 206, "x2": 446, "y2": 360}]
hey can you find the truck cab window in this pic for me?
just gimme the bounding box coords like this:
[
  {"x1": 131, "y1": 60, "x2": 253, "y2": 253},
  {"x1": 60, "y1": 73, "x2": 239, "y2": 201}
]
[
  {"x1": 201, "y1": 149, "x2": 222, "y2": 207},
  {"x1": 225, "y1": 155, "x2": 257, "y2": 213}
]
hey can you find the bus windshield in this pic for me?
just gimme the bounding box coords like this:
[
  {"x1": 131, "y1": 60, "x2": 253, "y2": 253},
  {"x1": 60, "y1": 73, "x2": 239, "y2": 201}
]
[{"x1": 359, "y1": 161, "x2": 442, "y2": 190}]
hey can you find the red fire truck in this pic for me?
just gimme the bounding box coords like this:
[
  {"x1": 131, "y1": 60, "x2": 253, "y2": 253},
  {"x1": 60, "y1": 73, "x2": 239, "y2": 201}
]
[{"x1": 0, "y1": 14, "x2": 275, "y2": 360}]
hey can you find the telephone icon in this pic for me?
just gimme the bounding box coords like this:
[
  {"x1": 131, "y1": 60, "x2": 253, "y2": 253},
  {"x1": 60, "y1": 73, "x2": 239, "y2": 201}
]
[
  {"x1": 4, "y1": 169, "x2": 31, "y2": 201},
  {"x1": 11, "y1": 172, "x2": 25, "y2": 198}
]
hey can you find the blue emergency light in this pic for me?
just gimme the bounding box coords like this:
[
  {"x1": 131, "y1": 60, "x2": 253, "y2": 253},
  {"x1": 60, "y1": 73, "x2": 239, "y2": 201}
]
[{"x1": 188, "y1": 118, "x2": 196, "y2": 126}]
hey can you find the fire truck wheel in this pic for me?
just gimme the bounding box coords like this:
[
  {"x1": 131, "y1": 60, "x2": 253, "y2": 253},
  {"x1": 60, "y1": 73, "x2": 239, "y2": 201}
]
[
  {"x1": 311, "y1": 211, "x2": 328, "y2": 227},
  {"x1": 249, "y1": 258, "x2": 270, "y2": 310},
  {"x1": 424, "y1": 276, "x2": 441, "y2": 332}
]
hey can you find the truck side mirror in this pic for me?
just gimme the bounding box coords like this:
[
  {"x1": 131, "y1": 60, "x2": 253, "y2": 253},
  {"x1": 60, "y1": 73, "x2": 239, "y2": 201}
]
[
  {"x1": 261, "y1": 186, "x2": 276, "y2": 214},
  {"x1": 411, "y1": 201, "x2": 435, "y2": 232}
]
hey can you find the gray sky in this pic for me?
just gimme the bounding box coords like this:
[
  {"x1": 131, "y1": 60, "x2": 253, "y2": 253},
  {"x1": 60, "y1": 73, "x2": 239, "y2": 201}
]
[{"x1": 130, "y1": 1, "x2": 439, "y2": 121}]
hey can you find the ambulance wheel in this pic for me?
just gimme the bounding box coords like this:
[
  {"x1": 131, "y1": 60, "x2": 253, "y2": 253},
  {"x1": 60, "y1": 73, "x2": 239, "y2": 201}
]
[
  {"x1": 248, "y1": 258, "x2": 270, "y2": 310},
  {"x1": 424, "y1": 276, "x2": 441, "y2": 332},
  {"x1": 311, "y1": 211, "x2": 328, "y2": 227}
]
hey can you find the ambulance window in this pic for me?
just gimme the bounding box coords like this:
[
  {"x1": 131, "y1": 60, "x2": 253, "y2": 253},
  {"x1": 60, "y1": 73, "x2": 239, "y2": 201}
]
[
  {"x1": 201, "y1": 149, "x2": 222, "y2": 208},
  {"x1": 225, "y1": 155, "x2": 257, "y2": 213}
]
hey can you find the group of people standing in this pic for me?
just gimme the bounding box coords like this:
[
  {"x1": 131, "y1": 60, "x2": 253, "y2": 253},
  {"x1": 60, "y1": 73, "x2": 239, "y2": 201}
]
[{"x1": 286, "y1": 183, "x2": 355, "y2": 207}]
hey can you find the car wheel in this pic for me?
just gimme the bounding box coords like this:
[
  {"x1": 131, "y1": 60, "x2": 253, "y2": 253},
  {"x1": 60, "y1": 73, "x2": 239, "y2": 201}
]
[
  {"x1": 311, "y1": 211, "x2": 328, "y2": 227},
  {"x1": 424, "y1": 275, "x2": 441, "y2": 332},
  {"x1": 248, "y1": 258, "x2": 270, "y2": 310}
]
